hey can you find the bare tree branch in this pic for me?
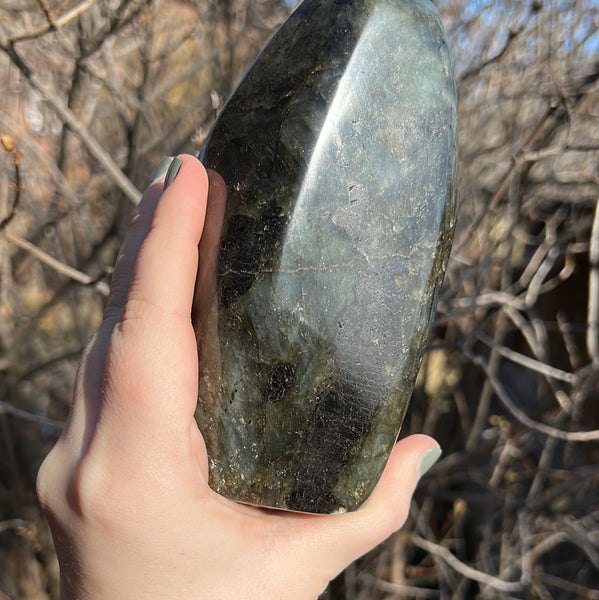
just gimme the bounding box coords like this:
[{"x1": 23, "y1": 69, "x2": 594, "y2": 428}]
[
  {"x1": 588, "y1": 188, "x2": 599, "y2": 364},
  {"x1": 4, "y1": 231, "x2": 110, "y2": 296},
  {"x1": 464, "y1": 346, "x2": 599, "y2": 442},
  {"x1": 10, "y1": 0, "x2": 98, "y2": 43},
  {"x1": 408, "y1": 534, "x2": 523, "y2": 593},
  {"x1": 0, "y1": 36, "x2": 141, "y2": 204},
  {"x1": 0, "y1": 136, "x2": 23, "y2": 231},
  {"x1": 475, "y1": 331, "x2": 578, "y2": 384},
  {"x1": 0, "y1": 401, "x2": 64, "y2": 432},
  {"x1": 35, "y1": 0, "x2": 58, "y2": 30}
]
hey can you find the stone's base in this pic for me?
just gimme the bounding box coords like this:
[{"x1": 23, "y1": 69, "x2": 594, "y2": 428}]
[{"x1": 193, "y1": 0, "x2": 457, "y2": 514}]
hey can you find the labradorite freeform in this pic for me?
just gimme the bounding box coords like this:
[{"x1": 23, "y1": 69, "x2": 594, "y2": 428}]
[{"x1": 193, "y1": 0, "x2": 457, "y2": 514}]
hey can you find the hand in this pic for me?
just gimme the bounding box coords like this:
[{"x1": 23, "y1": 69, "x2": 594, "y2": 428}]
[{"x1": 36, "y1": 154, "x2": 441, "y2": 600}]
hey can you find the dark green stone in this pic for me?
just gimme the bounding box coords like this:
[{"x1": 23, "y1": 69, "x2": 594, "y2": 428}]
[{"x1": 194, "y1": 0, "x2": 457, "y2": 514}]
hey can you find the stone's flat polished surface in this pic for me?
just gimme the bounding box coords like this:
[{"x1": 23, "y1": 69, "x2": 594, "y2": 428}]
[{"x1": 194, "y1": 0, "x2": 457, "y2": 514}]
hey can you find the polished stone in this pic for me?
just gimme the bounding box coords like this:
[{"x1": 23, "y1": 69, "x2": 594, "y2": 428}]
[{"x1": 193, "y1": 0, "x2": 457, "y2": 514}]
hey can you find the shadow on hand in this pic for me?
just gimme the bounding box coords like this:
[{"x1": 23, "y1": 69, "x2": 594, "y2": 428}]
[{"x1": 192, "y1": 169, "x2": 227, "y2": 455}]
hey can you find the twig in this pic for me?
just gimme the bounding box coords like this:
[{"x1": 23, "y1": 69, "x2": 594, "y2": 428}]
[
  {"x1": 29, "y1": 69, "x2": 141, "y2": 204},
  {"x1": 466, "y1": 309, "x2": 509, "y2": 449},
  {"x1": 147, "y1": 29, "x2": 247, "y2": 103},
  {"x1": 489, "y1": 102, "x2": 566, "y2": 210},
  {"x1": 408, "y1": 534, "x2": 522, "y2": 593},
  {"x1": 524, "y1": 530, "x2": 569, "y2": 564},
  {"x1": 561, "y1": 516, "x2": 599, "y2": 571},
  {"x1": 360, "y1": 573, "x2": 440, "y2": 598},
  {"x1": 526, "y1": 435, "x2": 558, "y2": 504},
  {"x1": 0, "y1": 400, "x2": 64, "y2": 433},
  {"x1": 0, "y1": 110, "x2": 80, "y2": 207},
  {"x1": 35, "y1": 0, "x2": 58, "y2": 30},
  {"x1": 540, "y1": 573, "x2": 599, "y2": 599},
  {"x1": 489, "y1": 435, "x2": 521, "y2": 488},
  {"x1": 475, "y1": 332, "x2": 578, "y2": 384},
  {"x1": 523, "y1": 145, "x2": 566, "y2": 161},
  {"x1": 4, "y1": 231, "x2": 110, "y2": 296},
  {"x1": 16, "y1": 349, "x2": 83, "y2": 384},
  {"x1": 463, "y1": 346, "x2": 599, "y2": 441},
  {"x1": 518, "y1": 512, "x2": 532, "y2": 587},
  {"x1": 524, "y1": 246, "x2": 561, "y2": 308},
  {"x1": 458, "y1": 27, "x2": 522, "y2": 86},
  {"x1": 501, "y1": 304, "x2": 541, "y2": 360},
  {"x1": 0, "y1": 136, "x2": 23, "y2": 231},
  {"x1": 444, "y1": 291, "x2": 528, "y2": 313},
  {"x1": 587, "y1": 190, "x2": 599, "y2": 364},
  {"x1": 0, "y1": 518, "x2": 38, "y2": 536},
  {"x1": 10, "y1": 0, "x2": 98, "y2": 43},
  {"x1": 0, "y1": 39, "x2": 141, "y2": 205},
  {"x1": 556, "y1": 311, "x2": 583, "y2": 371}
]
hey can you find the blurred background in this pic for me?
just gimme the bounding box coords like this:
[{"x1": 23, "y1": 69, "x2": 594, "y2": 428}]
[{"x1": 0, "y1": 0, "x2": 598, "y2": 598}]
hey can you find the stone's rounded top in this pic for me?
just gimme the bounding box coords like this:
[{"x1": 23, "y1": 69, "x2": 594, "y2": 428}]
[
  {"x1": 195, "y1": 0, "x2": 457, "y2": 513},
  {"x1": 201, "y1": 0, "x2": 456, "y2": 190}
]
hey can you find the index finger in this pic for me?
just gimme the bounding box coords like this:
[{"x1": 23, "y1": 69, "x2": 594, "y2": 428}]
[
  {"x1": 97, "y1": 155, "x2": 209, "y2": 435},
  {"x1": 106, "y1": 155, "x2": 209, "y2": 326}
]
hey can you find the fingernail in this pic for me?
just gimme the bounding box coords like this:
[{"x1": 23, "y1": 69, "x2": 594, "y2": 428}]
[
  {"x1": 149, "y1": 156, "x2": 172, "y2": 184},
  {"x1": 419, "y1": 446, "x2": 442, "y2": 477},
  {"x1": 164, "y1": 157, "x2": 183, "y2": 189}
]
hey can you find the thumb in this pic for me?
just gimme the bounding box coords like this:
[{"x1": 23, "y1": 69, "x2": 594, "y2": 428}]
[{"x1": 299, "y1": 434, "x2": 441, "y2": 576}]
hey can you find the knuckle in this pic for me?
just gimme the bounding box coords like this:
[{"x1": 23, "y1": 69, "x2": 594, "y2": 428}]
[
  {"x1": 65, "y1": 454, "x2": 121, "y2": 526},
  {"x1": 35, "y1": 449, "x2": 57, "y2": 512},
  {"x1": 117, "y1": 295, "x2": 165, "y2": 330}
]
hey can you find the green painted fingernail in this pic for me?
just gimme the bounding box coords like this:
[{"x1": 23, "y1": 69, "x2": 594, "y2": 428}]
[
  {"x1": 149, "y1": 156, "x2": 172, "y2": 184},
  {"x1": 164, "y1": 157, "x2": 183, "y2": 189},
  {"x1": 419, "y1": 446, "x2": 442, "y2": 477}
]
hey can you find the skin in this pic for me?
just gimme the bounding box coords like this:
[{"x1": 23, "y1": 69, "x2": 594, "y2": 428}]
[{"x1": 36, "y1": 154, "x2": 440, "y2": 600}]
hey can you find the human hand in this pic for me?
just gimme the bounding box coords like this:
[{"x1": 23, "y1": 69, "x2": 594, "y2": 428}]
[{"x1": 36, "y1": 154, "x2": 441, "y2": 600}]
